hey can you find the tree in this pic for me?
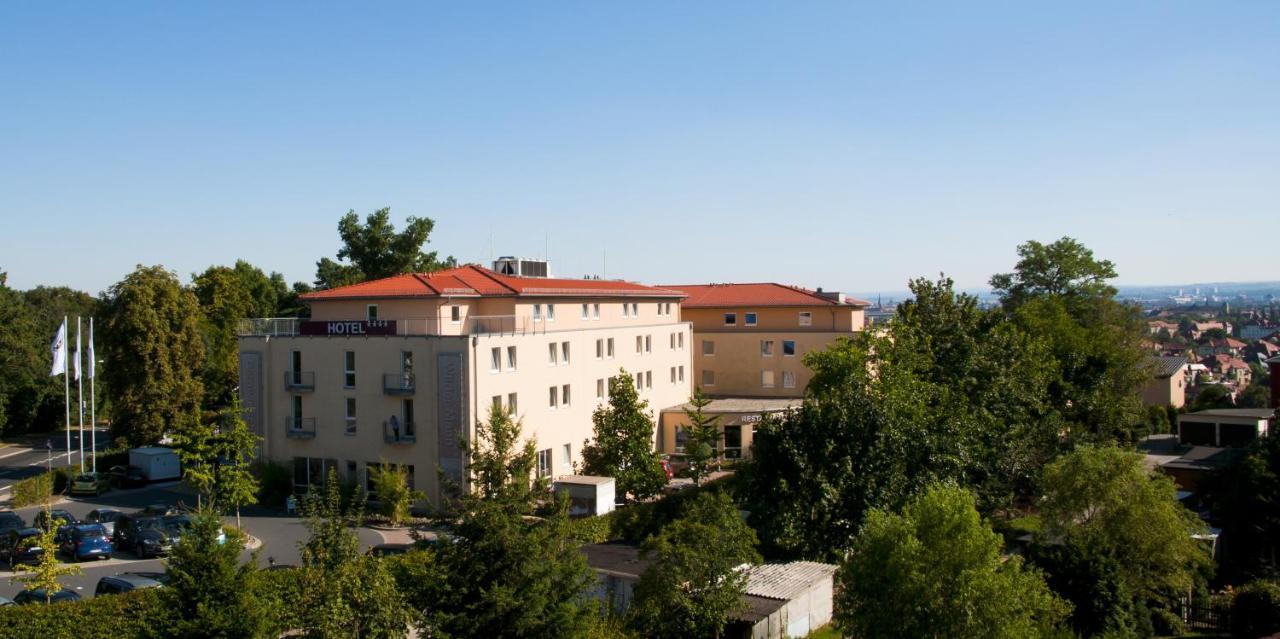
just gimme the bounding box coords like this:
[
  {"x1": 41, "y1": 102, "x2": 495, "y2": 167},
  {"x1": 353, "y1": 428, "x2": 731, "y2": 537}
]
[
  {"x1": 1200, "y1": 433, "x2": 1280, "y2": 582},
  {"x1": 835, "y1": 484, "x2": 1069, "y2": 639},
  {"x1": 627, "y1": 491, "x2": 761, "y2": 639},
  {"x1": 297, "y1": 469, "x2": 415, "y2": 638},
  {"x1": 369, "y1": 461, "x2": 424, "y2": 527},
  {"x1": 171, "y1": 397, "x2": 261, "y2": 526},
  {"x1": 581, "y1": 371, "x2": 668, "y2": 502},
  {"x1": 1237, "y1": 384, "x2": 1271, "y2": 409},
  {"x1": 314, "y1": 208, "x2": 453, "y2": 289},
  {"x1": 1033, "y1": 445, "x2": 1211, "y2": 635},
  {"x1": 231, "y1": 259, "x2": 286, "y2": 318},
  {"x1": 0, "y1": 272, "x2": 39, "y2": 437},
  {"x1": 682, "y1": 387, "x2": 721, "y2": 486},
  {"x1": 427, "y1": 406, "x2": 596, "y2": 638},
  {"x1": 1192, "y1": 385, "x2": 1236, "y2": 411},
  {"x1": 989, "y1": 237, "x2": 1118, "y2": 308},
  {"x1": 193, "y1": 265, "x2": 254, "y2": 409},
  {"x1": 163, "y1": 510, "x2": 267, "y2": 638},
  {"x1": 100, "y1": 265, "x2": 205, "y2": 446},
  {"x1": 11, "y1": 506, "x2": 83, "y2": 604}
]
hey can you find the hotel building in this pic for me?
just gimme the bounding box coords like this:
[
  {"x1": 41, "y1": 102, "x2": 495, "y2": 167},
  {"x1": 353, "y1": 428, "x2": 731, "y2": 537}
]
[
  {"x1": 654, "y1": 282, "x2": 868, "y2": 459},
  {"x1": 237, "y1": 261, "x2": 691, "y2": 504}
]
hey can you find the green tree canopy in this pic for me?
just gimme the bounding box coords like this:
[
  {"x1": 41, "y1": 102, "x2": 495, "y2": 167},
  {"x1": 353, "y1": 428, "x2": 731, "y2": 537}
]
[
  {"x1": 835, "y1": 484, "x2": 1069, "y2": 639},
  {"x1": 100, "y1": 265, "x2": 205, "y2": 446},
  {"x1": 581, "y1": 370, "x2": 668, "y2": 502},
  {"x1": 990, "y1": 237, "x2": 1118, "y2": 308},
  {"x1": 163, "y1": 511, "x2": 268, "y2": 638},
  {"x1": 192, "y1": 265, "x2": 254, "y2": 410},
  {"x1": 681, "y1": 387, "x2": 721, "y2": 486},
  {"x1": 1200, "y1": 432, "x2": 1280, "y2": 582},
  {"x1": 0, "y1": 272, "x2": 40, "y2": 436},
  {"x1": 1192, "y1": 384, "x2": 1236, "y2": 411},
  {"x1": 314, "y1": 208, "x2": 453, "y2": 289},
  {"x1": 628, "y1": 491, "x2": 761, "y2": 639}
]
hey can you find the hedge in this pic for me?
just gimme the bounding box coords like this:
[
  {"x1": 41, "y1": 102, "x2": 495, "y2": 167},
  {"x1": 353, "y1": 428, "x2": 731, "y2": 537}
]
[
  {"x1": 0, "y1": 588, "x2": 175, "y2": 639},
  {"x1": 9, "y1": 472, "x2": 54, "y2": 508}
]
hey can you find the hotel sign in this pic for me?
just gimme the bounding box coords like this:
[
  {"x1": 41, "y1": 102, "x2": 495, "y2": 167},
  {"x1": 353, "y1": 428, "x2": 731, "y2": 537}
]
[{"x1": 299, "y1": 320, "x2": 396, "y2": 336}]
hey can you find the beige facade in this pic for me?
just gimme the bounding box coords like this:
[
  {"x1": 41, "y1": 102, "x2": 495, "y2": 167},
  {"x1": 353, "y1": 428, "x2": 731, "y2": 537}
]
[
  {"x1": 238, "y1": 266, "x2": 691, "y2": 505},
  {"x1": 1140, "y1": 373, "x2": 1186, "y2": 408}
]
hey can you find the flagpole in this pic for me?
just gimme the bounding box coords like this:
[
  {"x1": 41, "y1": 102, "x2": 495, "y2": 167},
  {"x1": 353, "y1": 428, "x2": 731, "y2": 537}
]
[
  {"x1": 77, "y1": 316, "x2": 85, "y2": 474},
  {"x1": 63, "y1": 315, "x2": 70, "y2": 471},
  {"x1": 90, "y1": 317, "x2": 97, "y2": 474}
]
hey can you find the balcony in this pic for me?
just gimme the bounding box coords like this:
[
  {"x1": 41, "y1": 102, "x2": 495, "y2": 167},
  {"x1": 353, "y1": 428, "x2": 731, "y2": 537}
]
[
  {"x1": 284, "y1": 371, "x2": 315, "y2": 392},
  {"x1": 383, "y1": 373, "x2": 415, "y2": 395},
  {"x1": 466, "y1": 315, "x2": 530, "y2": 336},
  {"x1": 384, "y1": 420, "x2": 416, "y2": 444},
  {"x1": 285, "y1": 417, "x2": 316, "y2": 439}
]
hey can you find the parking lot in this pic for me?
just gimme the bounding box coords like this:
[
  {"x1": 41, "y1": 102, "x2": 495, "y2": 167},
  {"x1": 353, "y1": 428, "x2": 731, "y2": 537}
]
[{"x1": 1, "y1": 479, "x2": 387, "y2": 601}]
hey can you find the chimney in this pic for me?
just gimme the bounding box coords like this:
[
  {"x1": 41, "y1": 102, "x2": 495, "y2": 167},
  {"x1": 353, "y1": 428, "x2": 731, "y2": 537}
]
[{"x1": 815, "y1": 288, "x2": 846, "y2": 304}]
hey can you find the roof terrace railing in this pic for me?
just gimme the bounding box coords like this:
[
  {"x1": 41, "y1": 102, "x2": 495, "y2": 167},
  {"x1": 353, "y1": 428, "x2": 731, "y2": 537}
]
[
  {"x1": 237, "y1": 315, "x2": 540, "y2": 337},
  {"x1": 238, "y1": 318, "x2": 300, "y2": 337}
]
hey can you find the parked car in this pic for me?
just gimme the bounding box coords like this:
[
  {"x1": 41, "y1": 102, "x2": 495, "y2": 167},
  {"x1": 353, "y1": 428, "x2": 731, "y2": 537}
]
[
  {"x1": 33, "y1": 509, "x2": 78, "y2": 532},
  {"x1": 368, "y1": 543, "x2": 414, "y2": 557},
  {"x1": 0, "y1": 596, "x2": 13, "y2": 607},
  {"x1": 84, "y1": 509, "x2": 125, "y2": 536},
  {"x1": 118, "y1": 570, "x2": 170, "y2": 585},
  {"x1": 1, "y1": 528, "x2": 44, "y2": 569},
  {"x1": 13, "y1": 588, "x2": 81, "y2": 605},
  {"x1": 70, "y1": 472, "x2": 111, "y2": 496},
  {"x1": 58, "y1": 523, "x2": 113, "y2": 562},
  {"x1": 140, "y1": 504, "x2": 177, "y2": 517},
  {"x1": 107, "y1": 465, "x2": 147, "y2": 489},
  {"x1": 0, "y1": 511, "x2": 24, "y2": 535},
  {"x1": 94, "y1": 573, "x2": 164, "y2": 596},
  {"x1": 112, "y1": 515, "x2": 170, "y2": 558},
  {"x1": 160, "y1": 514, "x2": 225, "y2": 546}
]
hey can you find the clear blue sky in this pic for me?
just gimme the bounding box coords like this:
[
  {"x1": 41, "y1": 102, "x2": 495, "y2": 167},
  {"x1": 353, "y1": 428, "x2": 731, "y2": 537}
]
[{"x1": 2, "y1": 2, "x2": 1277, "y2": 296}]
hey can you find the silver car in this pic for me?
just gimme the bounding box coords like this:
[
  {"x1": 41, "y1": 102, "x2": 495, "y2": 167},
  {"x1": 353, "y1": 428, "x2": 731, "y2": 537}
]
[{"x1": 83, "y1": 509, "x2": 125, "y2": 537}]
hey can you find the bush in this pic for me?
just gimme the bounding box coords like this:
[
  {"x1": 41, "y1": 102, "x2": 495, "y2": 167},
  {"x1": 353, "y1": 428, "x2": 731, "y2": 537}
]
[
  {"x1": 0, "y1": 588, "x2": 176, "y2": 637},
  {"x1": 10, "y1": 471, "x2": 54, "y2": 507},
  {"x1": 251, "y1": 459, "x2": 292, "y2": 507},
  {"x1": 568, "y1": 511, "x2": 616, "y2": 544},
  {"x1": 1232, "y1": 580, "x2": 1280, "y2": 638}
]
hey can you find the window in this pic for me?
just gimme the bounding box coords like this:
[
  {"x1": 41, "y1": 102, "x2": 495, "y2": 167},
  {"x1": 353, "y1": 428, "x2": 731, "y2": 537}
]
[
  {"x1": 548, "y1": 343, "x2": 558, "y2": 365},
  {"x1": 670, "y1": 367, "x2": 677, "y2": 383},
  {"x1": 724, "y1": 313, "x2": 737, "y2": 326},
  {"x1": 666, "y1": 303, "x2": 673, "y2": 315},
  {"x1": 645, "y1": 335, "x2": 652, "y2": 353},
  {"x1": 562, "y1": 384, "x2": 571, "y2": 406},
  {"x1": 799, "y1": 312, "x2": 812, "y2": 326},
  {"x1": 403, "y1": 399, "x2": 415, "y2": 437},
  {"x1": 549, "y1": 386, "x2": 558, "y2": 409},
  {"x1": 607, "y1": 338, "x2": 615, "y2": 358},
  {"x1": 537, "y1": 449, "x2": 552, "y2": 478},
  {"x1": 635, "y1": 372, "x2": 643, "y2": 388},
  {"x1": 345, "y1": 397, "x2": 357, "y2": 435},
  {"x1": 645, "y1": 371, "x2": 652, "y2": 389},
  {"x1": 290, "y1": 350, "x2": 303, "y2": 382},
  {"x1": 745, "y1": 312, "x2": 758, "y2": 326},
  {"x1": 783, "y1": 340, "x2": 796, "y2": 357},
  {"x1": 508, "y1": 393, "x2": 518, "y2": 414},
  {"x1": 596, "y1": 339, "x2": 603, "y2": 359},
  {"x1": 623, "y1": 304, "x2": 630, "y2": 318},
  {"x1": 702, "y1": 369, "x2": 715, "y2": 386},
  {"x1": 593, "y1": 303, "x2": 600, "y2": 319},
  {"x1": 507, "y1": 346, "x2": 518, "y2": 370},
  {"x1": 702, "y1": 340, "x2": 715, "y2": 356},
  {"x1": 562, "y1": 444, "x2": 571, "y2": 467},
  {"x1": 678, "y1": 333, "x2": 684, "y2": 349},
  {"x1": 492, "y1": 395, "x2": 502, "y2": 413},
  {"x1": 291, "y1": 395, "x2": 303, "y2": 426},
  {"x1": 670, "y1": 333, "x2": 676, "y2": 350},
  {"x1": 636, "y1": 336, "x2": 643, "y2": 354},
  {"x1": 679, "y1": 365, "x2": 685, "y2": 382},
  {"x1": 724, "y1": 426, "x2": 742, "y2": 458},
  {"x1": 675, "y1": 427, "x2": 688, "y2": 453},
  {"x1": 533, "y1": 304, "x2": 542, "y2": 322},
  {"x1": 490, "y1": 347, "x2": 501, "y2": 372},
  {"x1": 343, "y1": 351, "x2": 356, "y2": 388},
  {"x1": 582, "y1": 303, "x2": 589, "y2": 319},
  {"x1": 656, "y1": 303, "x2": 664, "y2": 316},
  {"x1": 761, "y1": 340, "x2": 775, "y2": 357},
  {"x1": 596, "y1": 378, "x2": 605, "y2": 399},
  {"x1": 451, "y1": 305, "x2": 461, "y2": 323},
  {"x1": 547, "y1": 304, "x2": 556, "y2": 321},
  {"x1": 761, "y1": 371, "x2": 775, "y2": 388},
  {"x1": 366, "y1": 305, "x2": 379, "y2": 321},
  {"x1": 631, "y1": 303, "x2": 639, "y2": 316},
  {"x1": 561, "y1": 341, "x2": 570, "y2": 364},
  {"x1": 783, "y1": 371, "x2": 796, "y2": 389}
]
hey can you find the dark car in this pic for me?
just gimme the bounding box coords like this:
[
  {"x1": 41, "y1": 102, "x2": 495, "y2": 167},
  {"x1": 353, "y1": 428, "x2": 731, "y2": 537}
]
[
  {"x1": 84, "y1": 509, "x2": 125, "y2": 536},
  {"x1": 113, "y1": 515, "x2": 170, "y2": 558},
  {"x1": 59, "y1": 523, "x2": 113, "y2": 562},
  {"x1": 33, "y1": 509, "x2": 78, "y2": 532},
  {"x1": 0, "y1": 596, "x2": 13, "y2": 607},
  {"x1": 13, "y1": 588, "x2": 81, "y2": 605},
  {"x1": 140, "y1": 504, "x2": 177, "y2": 517},
  {"x1": 368, "y1": 543, "x2": 414, "y2": 557},
  {"x1": 95, "y1": 573, "x2": 164, "y2": 596},
  {"x1": 0, "y1": 511, "x2": 24, "y2": 535},
  {"x1": 2, "y1": 528, "x2": 45, "y2": 569},
  {"x1": 107, "y1": 464, "x2": 147, "y2": 489}
]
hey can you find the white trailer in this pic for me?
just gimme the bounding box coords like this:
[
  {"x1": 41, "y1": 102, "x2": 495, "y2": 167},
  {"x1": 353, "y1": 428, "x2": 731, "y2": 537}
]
[
  {"x1": 553, "y1": 476, "x2": 616, "y2": 517},
  {"x1": 129, "y1": 447, "x2": 181, "y2": 482}
]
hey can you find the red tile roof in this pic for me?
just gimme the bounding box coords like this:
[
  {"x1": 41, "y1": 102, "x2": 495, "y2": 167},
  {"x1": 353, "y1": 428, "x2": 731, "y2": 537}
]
[
  {"x1": 300, "y1": 265, "x2": 684, "y2": 301},
  {"x1": 661, "y1": 283, "x2": 870, "y2": 309}
]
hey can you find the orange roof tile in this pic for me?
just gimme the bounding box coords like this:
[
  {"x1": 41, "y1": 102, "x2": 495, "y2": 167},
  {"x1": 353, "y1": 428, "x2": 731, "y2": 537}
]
[
  {"x1": 300, "y1": 264, "x2": 684, "y2": 301},
  {"x1": 662, "y1": 283, "x2": 869, "y2": 309}
]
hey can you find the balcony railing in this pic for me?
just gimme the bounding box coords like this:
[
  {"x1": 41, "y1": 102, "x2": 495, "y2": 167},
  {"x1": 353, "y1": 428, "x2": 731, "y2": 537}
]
[
  {"x1": 467, "y1": 315, "x2": 531, "y2": 336},
  {"x1": 238, "y1": 315, "x2": 542, "y2": 337},
  {"x1": 384, "y1": 420, "x2": 416, "y2": 444},
  {"x1": 383, "y1": 373, "x2": 415, "y2": 395},
  {"x1": 285, "y1": 416, "x2": 316, "y2": 439},
  {"x1": 239, "y1": 318, "x2": 299, "y2": 337},
  {"x1": 284, "y1": 371, "x2": 315, "y2": 392}
]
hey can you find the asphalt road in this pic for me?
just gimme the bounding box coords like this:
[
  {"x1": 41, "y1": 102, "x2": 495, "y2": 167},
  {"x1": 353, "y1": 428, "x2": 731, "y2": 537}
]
[
  {"x1": 0, "y1": 428, "x2": 113, "y2": 497},
  {"x1": 0, "y1": 465, "x2": 387, "y2": 601}
]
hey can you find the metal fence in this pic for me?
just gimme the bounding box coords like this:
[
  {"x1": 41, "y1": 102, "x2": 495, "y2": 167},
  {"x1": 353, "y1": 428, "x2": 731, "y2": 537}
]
[{"x1": 1181, "y1": 597, "x2": 1230, "y2": 633}]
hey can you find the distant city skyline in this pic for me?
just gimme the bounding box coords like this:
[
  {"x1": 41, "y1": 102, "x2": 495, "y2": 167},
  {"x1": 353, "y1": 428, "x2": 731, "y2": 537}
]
[{"x1": 2, "y1": 3, "x2": 1277, "y2": 296}]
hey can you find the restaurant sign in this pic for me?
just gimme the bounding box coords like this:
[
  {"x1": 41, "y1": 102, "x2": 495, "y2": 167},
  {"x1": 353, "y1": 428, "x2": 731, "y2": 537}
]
[{"x1": 299, "y1": 320, "x2": 397, "y2": 336}]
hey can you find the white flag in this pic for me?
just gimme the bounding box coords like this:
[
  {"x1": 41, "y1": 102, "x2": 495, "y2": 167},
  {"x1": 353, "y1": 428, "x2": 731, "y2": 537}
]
[
  {"x1": 50, "y1": 319, "x2": 67, "y2": 377},
  {"x1": 88, "y1": 319, "x2": 95, "y2": 380},
  {"x1": 74, "y1": 321, "x2": 82, "y2": 381}
]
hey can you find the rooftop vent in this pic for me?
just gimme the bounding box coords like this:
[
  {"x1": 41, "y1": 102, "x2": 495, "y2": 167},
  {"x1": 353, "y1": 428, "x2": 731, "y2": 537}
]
[
  {"x1": 815, "y1": 288, "x2": 846, "y2": 304},
  {"x1": 493, "y1": 257, "x2": 549, "y2": 278}
]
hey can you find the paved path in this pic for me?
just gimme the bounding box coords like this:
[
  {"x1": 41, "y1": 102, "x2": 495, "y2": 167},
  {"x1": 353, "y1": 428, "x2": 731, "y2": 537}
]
[{"x1": 0, "y1": 428, "x2": 112, "y2": 497}]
